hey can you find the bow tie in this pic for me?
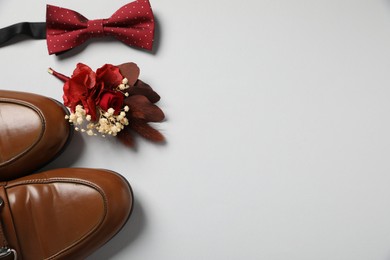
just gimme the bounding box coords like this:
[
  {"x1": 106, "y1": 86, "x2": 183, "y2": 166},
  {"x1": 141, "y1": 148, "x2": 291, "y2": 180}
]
[{"x1": 46, "y1": 1, "x2": 155, "y2": 55}]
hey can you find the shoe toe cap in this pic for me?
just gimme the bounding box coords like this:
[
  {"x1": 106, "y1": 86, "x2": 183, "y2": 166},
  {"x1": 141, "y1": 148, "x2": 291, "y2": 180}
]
[
  {"x1": 0, "y1": 90, "x2": 72, "y2": 180},
  {"x1": 4, "y1": 168, "x2": 133, "y2": 260}
]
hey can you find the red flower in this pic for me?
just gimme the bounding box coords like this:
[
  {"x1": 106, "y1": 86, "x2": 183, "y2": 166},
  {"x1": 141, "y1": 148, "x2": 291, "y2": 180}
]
[
  {"x1": 96, "y1": 64, "x2": 123, "y2": 91},
  {"x1": 99, "y1": 91, "x2": 124, "y2": 114},
  {"x1": 63, "y1": 63, "x2": 99, "y2": 120},
  {"x1": 61, "y1": 63, "x2": 124, "y2": 121}
]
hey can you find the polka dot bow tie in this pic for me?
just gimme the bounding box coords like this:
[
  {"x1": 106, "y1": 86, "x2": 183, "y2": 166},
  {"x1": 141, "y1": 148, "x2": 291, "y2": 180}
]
[{"x1": 46, "y1": 0, "x2": 155, "y2": 55}]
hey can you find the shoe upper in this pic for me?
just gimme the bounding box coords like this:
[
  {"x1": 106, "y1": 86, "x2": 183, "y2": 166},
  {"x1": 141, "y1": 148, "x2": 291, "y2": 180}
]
[
  {"x1": 0, "y1": 168, "x2": 133, "y2": 260},
  {"x1": 0, "y1": 90, "x2": 72, "y2": 180}
]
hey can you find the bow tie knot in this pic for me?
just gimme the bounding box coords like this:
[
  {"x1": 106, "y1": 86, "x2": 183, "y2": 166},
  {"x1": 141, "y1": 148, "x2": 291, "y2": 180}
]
[{"x1": 87, "y1": 19, "x2": 105, "y2": 36}]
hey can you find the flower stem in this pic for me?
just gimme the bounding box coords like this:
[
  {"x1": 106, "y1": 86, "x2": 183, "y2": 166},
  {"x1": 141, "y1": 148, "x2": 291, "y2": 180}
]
[{"x1": 48, "y1": 68, "x2": 70, "y2": 82}]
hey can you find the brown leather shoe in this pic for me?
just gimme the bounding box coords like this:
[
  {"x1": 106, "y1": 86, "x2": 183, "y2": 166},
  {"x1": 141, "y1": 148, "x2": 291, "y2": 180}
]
[
  {"x1": 0, "y1": 90, "x2": 72, "y2": 181},
  {"x1": 0, "y1": 168, "x2": 133, "y2": 260}
]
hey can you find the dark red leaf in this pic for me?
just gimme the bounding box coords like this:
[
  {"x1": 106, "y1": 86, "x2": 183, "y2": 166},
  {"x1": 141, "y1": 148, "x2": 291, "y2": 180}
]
[
  {"x1": 117, "y1": 128, "x2": 135, "y2": 147},
  {"x1": 127, "y1": 80, "x2": 160, "y2": 103},
  {"x1": 118, "y1": 62, "x2": 140, "y2": 86},
  {"x1": 124, "y1": 95, "x2": 165, "y2": 122},
  {"x1": 130, "y1": 119, "x2": 165, "y2": 142}
]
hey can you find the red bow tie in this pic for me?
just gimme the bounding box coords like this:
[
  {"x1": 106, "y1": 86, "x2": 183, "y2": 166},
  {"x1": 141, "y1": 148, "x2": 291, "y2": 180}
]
[{"x1": 46, "y1": 0, "x2": 155, "y2": 55}]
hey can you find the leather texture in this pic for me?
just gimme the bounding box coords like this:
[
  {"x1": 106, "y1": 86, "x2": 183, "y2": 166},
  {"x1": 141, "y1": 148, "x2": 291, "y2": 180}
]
[
  {"x1": 0, "y1": 168, "x2": 133, "y2": 260},
  {"x1": 0, "y1": 90, "x2": 72, "y2": 181}
]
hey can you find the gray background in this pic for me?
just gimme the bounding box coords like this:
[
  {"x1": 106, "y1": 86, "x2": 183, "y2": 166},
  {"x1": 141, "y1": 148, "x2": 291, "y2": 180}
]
[{"x1": 1, "y1": 0, "x2": 390, "y2": 259}]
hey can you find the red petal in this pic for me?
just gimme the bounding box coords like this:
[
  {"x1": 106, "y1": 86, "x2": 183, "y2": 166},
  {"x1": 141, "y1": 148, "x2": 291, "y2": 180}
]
[{"x1": 96, "y1": 64, "x2": 123, "y2": 88}]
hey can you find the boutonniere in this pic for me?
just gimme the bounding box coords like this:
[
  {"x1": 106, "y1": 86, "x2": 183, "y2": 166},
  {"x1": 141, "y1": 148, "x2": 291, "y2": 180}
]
[{"x1": 48, "y1": 62, "x2": 165, "y2": 147}]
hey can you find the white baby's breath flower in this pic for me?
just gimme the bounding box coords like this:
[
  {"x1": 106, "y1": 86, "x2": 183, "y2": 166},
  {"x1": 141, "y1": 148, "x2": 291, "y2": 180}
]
[
  {"x1": 99, "y1": 118, "x2": 108, "y2": 124},
  {"x1": 121, "y1": 118, "x2": 129, "y2": 125},
  {"x1": 65, "y1": 103, "x2": 129, "y2": 138},
  {"x1": 107, "y1": 108, "x2": 115, "y2": 115},
  {"x1": 76, "y1": 117, "x2": 83, "y2": 125}
]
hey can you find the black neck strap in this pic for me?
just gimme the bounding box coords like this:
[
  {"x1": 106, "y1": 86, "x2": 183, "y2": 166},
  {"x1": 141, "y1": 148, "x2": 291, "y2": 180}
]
[{"x1": 0, "y1": 22, "x2": 46, "y2": 45}]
